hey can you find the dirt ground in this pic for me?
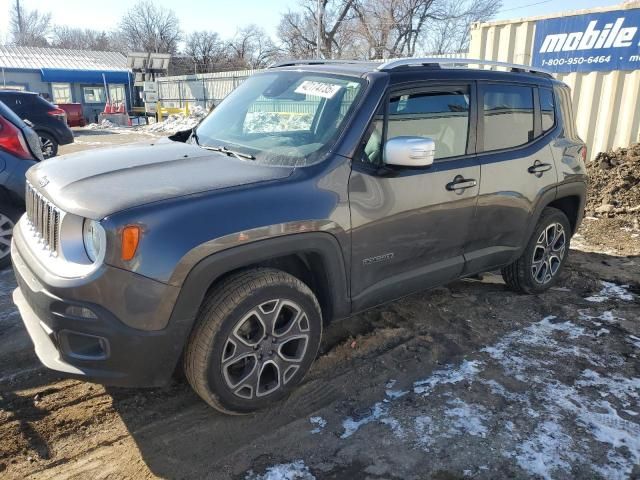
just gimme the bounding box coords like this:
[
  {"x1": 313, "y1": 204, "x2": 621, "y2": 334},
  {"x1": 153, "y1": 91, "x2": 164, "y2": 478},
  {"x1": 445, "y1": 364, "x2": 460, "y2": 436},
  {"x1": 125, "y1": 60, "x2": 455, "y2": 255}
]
[{"x1": 1, "y1": 132, "x2": 639, "y2": 479}]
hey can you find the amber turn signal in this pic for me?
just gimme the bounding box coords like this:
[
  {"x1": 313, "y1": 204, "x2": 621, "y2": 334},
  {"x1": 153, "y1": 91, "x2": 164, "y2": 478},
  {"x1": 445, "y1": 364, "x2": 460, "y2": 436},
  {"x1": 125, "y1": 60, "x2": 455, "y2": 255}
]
[{"x1": 121, "y1": 226, "x2": 140, "y2": 261}]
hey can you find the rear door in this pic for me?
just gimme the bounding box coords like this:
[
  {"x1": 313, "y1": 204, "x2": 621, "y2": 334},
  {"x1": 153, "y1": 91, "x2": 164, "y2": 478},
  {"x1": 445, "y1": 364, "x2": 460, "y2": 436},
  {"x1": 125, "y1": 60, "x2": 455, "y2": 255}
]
[
  {"x1": 349, "y1": 82, "x2": 480, "y2": 311},
  {"x1": 463, "y1": 82, "x2": 558, "y2": 274}
]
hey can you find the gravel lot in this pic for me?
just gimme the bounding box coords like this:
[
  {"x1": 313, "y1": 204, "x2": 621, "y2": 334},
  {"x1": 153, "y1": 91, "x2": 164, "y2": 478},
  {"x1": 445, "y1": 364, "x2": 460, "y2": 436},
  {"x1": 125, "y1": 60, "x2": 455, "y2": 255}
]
[{"x1": 1, "y1": 130, "x2": 639, "y2": 479}]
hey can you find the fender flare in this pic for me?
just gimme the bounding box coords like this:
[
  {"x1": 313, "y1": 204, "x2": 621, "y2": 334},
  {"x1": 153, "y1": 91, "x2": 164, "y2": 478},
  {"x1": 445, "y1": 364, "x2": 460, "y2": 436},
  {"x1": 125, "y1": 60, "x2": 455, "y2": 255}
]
[
  {"x1": 521, "y1": 180, "x2": 586, "y2": 256},
  {"x1": 33, "y1": 127, "x2": 60, "y2": 144},
  {"x1": 167, "y1": 231, "x2": 351, "y2": 337}
]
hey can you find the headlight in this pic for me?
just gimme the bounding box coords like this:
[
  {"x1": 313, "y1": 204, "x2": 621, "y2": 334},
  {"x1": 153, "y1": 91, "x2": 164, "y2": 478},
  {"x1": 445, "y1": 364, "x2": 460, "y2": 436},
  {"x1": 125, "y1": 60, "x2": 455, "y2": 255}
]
[{"x1": 82, "y1": 219, "x2": 105, "y2": 262}]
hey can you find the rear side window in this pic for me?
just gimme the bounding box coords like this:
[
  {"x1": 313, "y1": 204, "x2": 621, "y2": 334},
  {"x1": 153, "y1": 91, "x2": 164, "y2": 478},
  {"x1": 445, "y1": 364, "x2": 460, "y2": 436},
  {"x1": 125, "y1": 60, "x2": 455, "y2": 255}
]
[
  {"x1": 32, "y1": 95, "x2": 56, "y2": 110},
  {"x1": 387, "y1": 89, "x2": 470, "y2": 160},
  {"x1": 555, "y1": 85, "x2": 577, "y2": 139},
  {"x1": 540, "y1": 88, "x2": 555, "y2": 132},
  {"x1": 483, "y1": 84, "x2": 534, "y2": 151},
  {"x1": 0, "y1": 93, "x2": 19, "y2": 108}
]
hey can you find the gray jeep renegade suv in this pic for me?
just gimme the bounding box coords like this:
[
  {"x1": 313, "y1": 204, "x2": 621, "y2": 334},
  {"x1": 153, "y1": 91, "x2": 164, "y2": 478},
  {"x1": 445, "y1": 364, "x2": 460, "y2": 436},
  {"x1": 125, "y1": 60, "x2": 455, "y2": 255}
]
[{"x1": 12, "y1": 58, "x2": 587, "y2": 414}]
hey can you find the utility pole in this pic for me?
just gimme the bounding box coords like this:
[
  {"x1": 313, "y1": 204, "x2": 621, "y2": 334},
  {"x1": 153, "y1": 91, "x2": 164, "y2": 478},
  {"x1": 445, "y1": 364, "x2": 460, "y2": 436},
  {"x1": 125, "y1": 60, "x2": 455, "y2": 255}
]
[{"x1": 316, "y1": 0, "x2": 322, "y2": 58}]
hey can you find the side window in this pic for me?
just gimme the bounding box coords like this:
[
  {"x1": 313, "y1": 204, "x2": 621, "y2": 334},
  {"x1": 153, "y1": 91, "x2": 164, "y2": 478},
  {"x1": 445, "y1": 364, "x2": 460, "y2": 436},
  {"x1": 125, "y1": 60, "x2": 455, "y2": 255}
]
[
  {"x1": 540, "y1": 88, "x2": 555, "y2": 133},
  {"x1": 387, "y1": 89, "x2": 470, "y2": 160},
  {"x1": 555, "y1": 86, "x2": 576, "y2": 139},
  {"x1": 0, "y1": 94, "x2": 18, "y2": 109},
  {"x1": 483, "y1": 84, "x2": 534, "y2": 151},
  {"x1": 52, "y1": 83, "x2": 72, "y2": 104},
  {"x1": 362, "y1": 117, "x2": 383, "y2": 165},
  {"x1": 83, "y1": 86, "x2": 106, "y2": 104}
]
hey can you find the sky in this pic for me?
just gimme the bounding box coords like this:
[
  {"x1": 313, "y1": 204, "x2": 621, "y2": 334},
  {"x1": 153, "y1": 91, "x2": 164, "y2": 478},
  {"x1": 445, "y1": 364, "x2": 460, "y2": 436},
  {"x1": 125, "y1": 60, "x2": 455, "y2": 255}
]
[{"x1": 0, "y1": 0, "x2": 625, "y2": 43}]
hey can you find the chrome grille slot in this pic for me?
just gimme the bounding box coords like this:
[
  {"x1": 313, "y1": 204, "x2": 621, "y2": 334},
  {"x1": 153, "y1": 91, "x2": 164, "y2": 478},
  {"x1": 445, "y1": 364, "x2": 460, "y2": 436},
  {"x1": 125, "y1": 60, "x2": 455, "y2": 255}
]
[{"x1": 25, "y1": 182, "x2": 61, "y2": 256}]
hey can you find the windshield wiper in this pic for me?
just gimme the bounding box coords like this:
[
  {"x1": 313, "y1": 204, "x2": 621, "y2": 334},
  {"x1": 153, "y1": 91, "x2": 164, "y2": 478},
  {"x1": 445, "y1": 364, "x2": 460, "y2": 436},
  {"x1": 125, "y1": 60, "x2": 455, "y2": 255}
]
[{"x1": 200, "y1": 145, "x2": 255, "y2": 160}]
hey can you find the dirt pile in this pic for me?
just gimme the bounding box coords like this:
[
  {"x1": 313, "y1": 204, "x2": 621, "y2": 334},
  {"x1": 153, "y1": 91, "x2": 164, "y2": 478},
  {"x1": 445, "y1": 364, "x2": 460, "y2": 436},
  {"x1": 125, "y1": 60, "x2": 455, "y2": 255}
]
[{"x1": 586, "y1": 143, "x2": 640, "y2": 218}]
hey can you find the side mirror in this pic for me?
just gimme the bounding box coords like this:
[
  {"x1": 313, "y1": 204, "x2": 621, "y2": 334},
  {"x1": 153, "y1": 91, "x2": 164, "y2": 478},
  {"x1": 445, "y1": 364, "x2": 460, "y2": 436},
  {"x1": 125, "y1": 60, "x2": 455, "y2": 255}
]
[{"x1": 384, "y1": 136, "x2": 435, "y2": 167}]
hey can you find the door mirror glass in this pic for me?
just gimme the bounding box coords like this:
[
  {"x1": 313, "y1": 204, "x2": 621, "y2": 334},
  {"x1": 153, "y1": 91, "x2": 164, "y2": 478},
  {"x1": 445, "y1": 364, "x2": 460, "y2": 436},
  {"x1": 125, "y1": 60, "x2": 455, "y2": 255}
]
[{"x1": 384, "y1": 136, "x2": 435, "y2": 167}]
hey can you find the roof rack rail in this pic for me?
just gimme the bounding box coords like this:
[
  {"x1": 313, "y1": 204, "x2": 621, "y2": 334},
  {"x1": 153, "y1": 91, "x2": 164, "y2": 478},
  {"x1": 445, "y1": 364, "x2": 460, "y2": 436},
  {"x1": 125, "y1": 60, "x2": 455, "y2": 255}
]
[
  {"x1": 377, "y1": 57, "x2": 553, "y2": 76},
  {"x1": 269, "y1": 59, "x2": 374, "y2": 68}
]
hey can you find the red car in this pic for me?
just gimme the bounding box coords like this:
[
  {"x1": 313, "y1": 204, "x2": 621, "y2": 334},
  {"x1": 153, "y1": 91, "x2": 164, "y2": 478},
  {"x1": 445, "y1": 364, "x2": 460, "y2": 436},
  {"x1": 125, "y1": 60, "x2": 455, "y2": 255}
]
[{"x1": 57, "y1": 103, "x2": 86, "y2": 127}]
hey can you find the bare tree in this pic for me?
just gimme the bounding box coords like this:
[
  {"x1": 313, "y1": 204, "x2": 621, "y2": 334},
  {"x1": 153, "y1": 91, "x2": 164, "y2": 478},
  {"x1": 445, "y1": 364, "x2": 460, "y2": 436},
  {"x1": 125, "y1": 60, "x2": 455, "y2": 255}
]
[
  {"x1": 350, "y1": 0, "x2": 501, "y2": 58},
  {"x1": 277, "y1": 0, "x2": 358, "y2": 59},
  {"x1": 185, "y1": 31, "x2": 228, "y2": 73},
  {"x1": 9, "y1": 1, "x2": 51, "y2": 47},
  {"x1": 228, "y1": 25, "x2": 279, "y2": 69},
  {"x1": 118, "y1": 0, "x2": 181, "y2": 54},
  {"x1": 424, "y1": 0, "x2": 501, "y2": 54},
  {"x1": 352, "y1": 0, "x2": 451, "y2": 59},
  {"x1": 51, "y1": 27, "x2": 113, "y2": 51}
]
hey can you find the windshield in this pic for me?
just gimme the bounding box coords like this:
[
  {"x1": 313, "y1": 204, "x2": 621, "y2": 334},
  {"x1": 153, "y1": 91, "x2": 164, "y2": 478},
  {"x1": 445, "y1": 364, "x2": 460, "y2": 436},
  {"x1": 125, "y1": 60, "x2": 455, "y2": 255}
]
[{"x1": 194, "y1": 71, "x2": 364, "y2": 167}]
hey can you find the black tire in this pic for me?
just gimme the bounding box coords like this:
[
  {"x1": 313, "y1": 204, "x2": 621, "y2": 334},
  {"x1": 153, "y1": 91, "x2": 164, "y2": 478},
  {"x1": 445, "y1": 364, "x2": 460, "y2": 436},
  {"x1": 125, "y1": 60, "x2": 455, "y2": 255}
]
[
  {"x1": 37, "y1": 132, "x2": 58, "y2": 159},
  {"x1": 184, "y1": 268, "x2": 322, "y2": 414},
  {"x1": 501, "y1": 207, "x2": 571, "y2": 294},
  {"x1": 0, "y1": 203, "x2": 22, "y2": 269}
]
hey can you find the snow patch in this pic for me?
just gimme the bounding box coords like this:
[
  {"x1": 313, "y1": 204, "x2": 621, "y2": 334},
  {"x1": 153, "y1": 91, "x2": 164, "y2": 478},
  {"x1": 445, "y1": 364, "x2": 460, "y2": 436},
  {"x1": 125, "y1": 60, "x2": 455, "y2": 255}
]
[
  {"x1": 585, "y1": 281, "x2": 635, "y2": 303},
  {"x1": 413, "y1": 415, "x2": 434, "y2": 449},
  {"x1": 309, "y1": 416, "x2": 326, "y2": 434},
  {"x1": 443, "y1": 398, "x2": 488, "y2": 438},
  {"x1": 512, "y1": 420, "x2": 577, "y2": 480},
  {"x1": 340, "y1": 402, "x2": 388, "y2": 439},
  {"x1": 335, "y1": 313, "x2": 640, "y2": 477},
  {"x1": 413, "y1": 360, "x2": 481, "y2": 396},
  {"x1": 143, "y1": 105, "x2": 207, "y2": 134},
  {"x1": 245, "y1": 460, "x2": 315, "y2": 480}
]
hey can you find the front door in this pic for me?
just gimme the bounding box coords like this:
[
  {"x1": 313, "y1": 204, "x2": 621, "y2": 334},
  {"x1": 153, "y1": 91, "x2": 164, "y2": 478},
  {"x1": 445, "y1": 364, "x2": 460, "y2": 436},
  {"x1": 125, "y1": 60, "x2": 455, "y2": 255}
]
[{"x1": 349, "y1": 83, "x2": 480, "y2": 311}]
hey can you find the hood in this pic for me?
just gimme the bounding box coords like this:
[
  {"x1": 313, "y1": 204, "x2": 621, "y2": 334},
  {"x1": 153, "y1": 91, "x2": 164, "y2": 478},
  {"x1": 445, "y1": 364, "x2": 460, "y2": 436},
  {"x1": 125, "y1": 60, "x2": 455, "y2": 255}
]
[{"x1": 27, "y1": 138, "x2": 294, "y2": 219}]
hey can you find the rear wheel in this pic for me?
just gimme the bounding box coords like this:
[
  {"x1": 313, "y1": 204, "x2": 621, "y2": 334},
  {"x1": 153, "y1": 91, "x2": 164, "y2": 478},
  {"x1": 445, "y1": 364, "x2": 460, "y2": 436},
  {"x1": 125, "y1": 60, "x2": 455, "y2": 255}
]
[
  {"x1": 501, "y1": 207, "x2": 571, "y2": 294},
  {"x1": 184, "y1": 268, "x2": 322, "y2": 414},
  {"x1": 0, "y1": 204, "x2": 21, "y2": 269},
  {"x1": 37, "y1": 132, "x2": 58, "y2": 159}
]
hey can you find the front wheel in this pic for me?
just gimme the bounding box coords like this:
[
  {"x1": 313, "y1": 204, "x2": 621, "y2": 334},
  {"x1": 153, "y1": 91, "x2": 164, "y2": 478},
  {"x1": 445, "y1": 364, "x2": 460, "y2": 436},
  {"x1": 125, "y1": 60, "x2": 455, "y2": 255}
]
[
  {"x1": 501, "y1": 207, "x2": 571, "y2": 294},
  {"x1": 184, "y1": 269, "x2": 322, "y2": 414}
]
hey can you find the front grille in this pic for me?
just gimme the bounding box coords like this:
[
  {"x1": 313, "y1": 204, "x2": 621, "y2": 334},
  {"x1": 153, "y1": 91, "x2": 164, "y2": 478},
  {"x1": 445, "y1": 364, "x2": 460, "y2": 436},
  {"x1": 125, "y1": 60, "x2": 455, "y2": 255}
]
[{"x1": 25, "y1": 181, "x2": 61, "y2": 256}]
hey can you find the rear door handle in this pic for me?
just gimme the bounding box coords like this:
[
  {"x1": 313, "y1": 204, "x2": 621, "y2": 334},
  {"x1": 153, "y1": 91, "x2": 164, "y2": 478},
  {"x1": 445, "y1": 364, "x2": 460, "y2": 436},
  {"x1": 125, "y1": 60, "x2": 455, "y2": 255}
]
[
  {"x1": 446, "y1": 175, "x2": 477, "y2": 191},
  {"x1": 528, "y1": 161, "x2": 552, "y2": 174}
]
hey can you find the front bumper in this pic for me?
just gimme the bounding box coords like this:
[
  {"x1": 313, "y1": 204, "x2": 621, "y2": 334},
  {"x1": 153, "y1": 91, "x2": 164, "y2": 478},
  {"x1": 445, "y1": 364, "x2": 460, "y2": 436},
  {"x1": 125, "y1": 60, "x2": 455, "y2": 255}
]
[{"x1": 11, "y1": 232, "x2": 190, "y2": 388}]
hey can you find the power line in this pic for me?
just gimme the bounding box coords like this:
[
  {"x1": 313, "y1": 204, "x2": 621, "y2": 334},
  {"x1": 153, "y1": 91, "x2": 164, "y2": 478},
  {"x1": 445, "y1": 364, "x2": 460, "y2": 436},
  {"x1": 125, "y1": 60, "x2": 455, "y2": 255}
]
[{"x1": 497, "y1": 0, "x2": 553, "y2": 14}]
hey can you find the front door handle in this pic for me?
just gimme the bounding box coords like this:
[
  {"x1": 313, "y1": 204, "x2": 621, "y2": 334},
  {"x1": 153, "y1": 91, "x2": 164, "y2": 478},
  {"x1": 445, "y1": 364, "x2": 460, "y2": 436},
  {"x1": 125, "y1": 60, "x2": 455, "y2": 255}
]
[
  {"x1": 446, "y1": 175, "x2": 477, "y2": 191},
  {"x1": 528, "y1": 160, "x2": 552, "y2": 174}
]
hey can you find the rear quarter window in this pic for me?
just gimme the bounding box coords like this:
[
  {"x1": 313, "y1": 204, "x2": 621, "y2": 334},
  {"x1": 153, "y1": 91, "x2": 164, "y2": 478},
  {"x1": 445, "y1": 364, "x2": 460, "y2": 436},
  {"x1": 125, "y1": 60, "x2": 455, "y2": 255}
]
[
  {"x1": 482, "y1": 84, "x2": 534, "y2": 151},
  {"x1": 540, "y1": 87, "x2": 556, "y2": 133}
]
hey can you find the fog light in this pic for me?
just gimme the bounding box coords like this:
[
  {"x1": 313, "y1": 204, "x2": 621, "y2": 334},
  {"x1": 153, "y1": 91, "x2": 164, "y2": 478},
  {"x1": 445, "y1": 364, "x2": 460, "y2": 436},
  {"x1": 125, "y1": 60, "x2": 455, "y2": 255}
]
[
  {"x1": 64, "y1": 305, "x2": 98, "y2": 319},
  {"x1": 58, "y1": 331, "x2": 109, "y2": 360}
]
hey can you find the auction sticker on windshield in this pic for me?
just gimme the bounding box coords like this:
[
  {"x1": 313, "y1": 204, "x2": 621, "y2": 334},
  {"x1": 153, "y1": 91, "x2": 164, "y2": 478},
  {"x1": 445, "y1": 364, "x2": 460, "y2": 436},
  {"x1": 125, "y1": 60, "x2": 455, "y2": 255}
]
[{"x1": 295, "y1": 81, "x2": 342, "y2": 99}]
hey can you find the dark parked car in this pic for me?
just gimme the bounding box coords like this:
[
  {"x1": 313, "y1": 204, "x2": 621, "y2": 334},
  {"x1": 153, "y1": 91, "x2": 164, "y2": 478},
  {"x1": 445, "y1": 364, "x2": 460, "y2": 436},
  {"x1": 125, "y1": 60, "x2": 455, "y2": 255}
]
[
  {"x1": 12, "y1": 59, "x2": 587, "y2": 414},
  {"x1": 0, "y1": 90, "x2": 74, "y2": 159},
  {"x1": 0, "y1": 100, "x2": 42, "y2": 267}
]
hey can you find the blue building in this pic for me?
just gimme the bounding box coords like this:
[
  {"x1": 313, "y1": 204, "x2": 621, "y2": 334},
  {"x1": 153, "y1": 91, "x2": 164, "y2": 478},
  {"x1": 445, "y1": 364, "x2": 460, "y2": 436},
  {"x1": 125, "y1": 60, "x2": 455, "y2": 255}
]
[{"x1": 0, "y1": 46, "x2": 133, "y2": 124}]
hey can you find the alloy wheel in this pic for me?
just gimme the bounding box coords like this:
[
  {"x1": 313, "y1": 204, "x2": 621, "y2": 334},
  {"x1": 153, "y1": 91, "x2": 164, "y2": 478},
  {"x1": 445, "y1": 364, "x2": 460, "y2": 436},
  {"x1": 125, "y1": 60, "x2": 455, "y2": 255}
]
[
  {"x1": 221, "y1": 299, "x2": 310, "y2": 400},
  {"x1": 0, "y1": 213, "x2": 14, "y2": 260},
  {"x1": 531, "y1": 222, "x2": 566, "y2": 285},
  {"x1": 39, "y1": 136, "x2": 55, "y2": 158}
]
